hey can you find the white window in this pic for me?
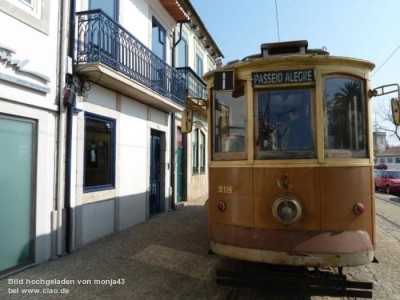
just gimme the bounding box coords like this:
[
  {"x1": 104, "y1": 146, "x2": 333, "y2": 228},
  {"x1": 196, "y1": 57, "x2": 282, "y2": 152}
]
[
  {"x1": 195, "y1": 52, "x2": 203, "y2": 76},
  {"x1": 14, "y1": 0, "x2": 40, "y2": 16},
  {"x1": 20, "y1": 0, "x2": 33, "y2": 6},
  {"x1": 1, "y1": 0, "x2": 49, "y2": 33}
]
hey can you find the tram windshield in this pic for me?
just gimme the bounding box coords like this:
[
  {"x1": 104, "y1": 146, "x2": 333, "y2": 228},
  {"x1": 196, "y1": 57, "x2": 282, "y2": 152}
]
[
  {"x1": 211, "y1": 75, "x2": 368, "y2": 161},
  {"x1": 256, "y1": 88, "x2": 315, "y2": 159}
]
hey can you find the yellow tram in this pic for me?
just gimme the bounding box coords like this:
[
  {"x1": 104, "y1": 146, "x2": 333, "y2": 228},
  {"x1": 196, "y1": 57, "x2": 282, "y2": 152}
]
[{"x1": 203, "y1": 40, "x2": 378, "y2": 268}]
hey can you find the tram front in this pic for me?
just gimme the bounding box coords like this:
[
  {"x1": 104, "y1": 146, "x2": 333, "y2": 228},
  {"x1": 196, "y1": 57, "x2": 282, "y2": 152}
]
[{"x1": 204, "y1": 40, "x2": 376, "y2": 268}]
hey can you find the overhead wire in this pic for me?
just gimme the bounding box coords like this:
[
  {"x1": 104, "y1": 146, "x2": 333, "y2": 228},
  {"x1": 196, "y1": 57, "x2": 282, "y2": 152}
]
[
  {"x1": 274, "y1": 0, "x2": 280, "y2": 42},
  {"x1": 372, "y1": 44, "x2": 400, "y2": 77}
]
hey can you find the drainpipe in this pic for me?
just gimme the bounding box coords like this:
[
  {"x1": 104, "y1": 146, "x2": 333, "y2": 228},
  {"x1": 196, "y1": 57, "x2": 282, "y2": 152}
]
[
  {"x1": 170, "y1": 113, "x2": 176, "y2": 210},
  {"x1": 56, "y1": 0, "x2": 71, "y2": 256},
  {"x1": 64, "y1": 0, "x2": 76, "y2": 253}
]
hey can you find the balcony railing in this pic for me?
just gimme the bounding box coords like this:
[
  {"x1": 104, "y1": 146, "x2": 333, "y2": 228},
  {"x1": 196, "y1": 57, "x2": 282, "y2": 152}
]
[
  {"x1": 176, "y1": 67, "x2": 207, "y2": 101},
  {"x1": 76, "y1": 10, "x2": 186, "y2": 106}
]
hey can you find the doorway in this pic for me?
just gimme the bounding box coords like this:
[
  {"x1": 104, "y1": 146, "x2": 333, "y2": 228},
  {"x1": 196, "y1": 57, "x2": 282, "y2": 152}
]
[
  {"x1": 0, "y1": 115, "x2": 36, "y2": 273},
  {"x1": 150, "y1": 130, "x2": 162, "y2": 215},
  {"x1": 176, "y1": 127, "x2": 183, "y2": 203}
]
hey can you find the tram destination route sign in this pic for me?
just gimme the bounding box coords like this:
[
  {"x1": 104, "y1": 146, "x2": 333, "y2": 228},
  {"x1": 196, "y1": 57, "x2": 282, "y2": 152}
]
[{"x1": 252, "y1": 69, "x2": 315, "y2": 86}]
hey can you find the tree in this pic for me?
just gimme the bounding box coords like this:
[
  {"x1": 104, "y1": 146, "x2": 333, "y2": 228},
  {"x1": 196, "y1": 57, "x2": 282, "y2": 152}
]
[{"x1": 373, "y1": 97, "x2": 400, "y2": 144}]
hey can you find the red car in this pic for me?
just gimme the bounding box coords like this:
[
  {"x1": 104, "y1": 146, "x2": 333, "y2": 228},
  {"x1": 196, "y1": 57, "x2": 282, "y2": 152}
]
[{"x1": 375, "y1": 170, "x2": 400, "y2": 194}]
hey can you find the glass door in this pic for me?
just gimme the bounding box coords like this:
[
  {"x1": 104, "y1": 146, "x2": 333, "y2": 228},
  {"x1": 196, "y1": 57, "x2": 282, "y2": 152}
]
[{"x1": 0, "y1": 115, "x2": 36, "y2": 273}]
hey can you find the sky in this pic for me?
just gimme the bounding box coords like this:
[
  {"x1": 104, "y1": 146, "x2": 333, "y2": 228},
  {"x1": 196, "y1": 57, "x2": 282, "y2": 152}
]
[{"x1": 191, "y1": 0, "x2": 400, "y2": 144}]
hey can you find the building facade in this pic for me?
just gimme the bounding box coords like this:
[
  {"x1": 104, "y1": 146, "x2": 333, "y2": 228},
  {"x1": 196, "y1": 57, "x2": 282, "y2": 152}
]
[
  {"x1": 174, "y1": 0, "x2": 223, "y2": 204},
  {"x1": 373, "y1": 131, "x2": 388, "y2": 156},
  {"x1": 375, "y1": 146, "x2": 400, "y2": 165},
  {"x1": 0, "y1": 0, "x2": 223, "y2": 275},
  {"x1": 68, "y1": 0, "x2": 222, "y2": 249},
  {"x1": 0, "y1": 0, "x2": 60, "y2": 275}
]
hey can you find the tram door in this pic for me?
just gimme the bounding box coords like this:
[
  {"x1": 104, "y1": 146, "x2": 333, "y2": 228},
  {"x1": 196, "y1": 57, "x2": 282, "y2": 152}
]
[{"x1": 150, "y1": 130, "x2": 161, "y2": 215}]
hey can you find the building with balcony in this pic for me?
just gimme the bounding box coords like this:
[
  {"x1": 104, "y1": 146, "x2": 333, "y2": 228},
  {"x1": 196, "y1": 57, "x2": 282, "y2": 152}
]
[
  {"x1": 0, "y1": 0, "x2": 60, "y2": 275},
  {"x1": 173, "y1": 1, "x2": 223, "y2": 205},
  {"x1": 67, "y1": 0, "x2": 223, "y2": 249},
  {"x1": 0, "y1": 0, "x2": 223, "y2": 275}
]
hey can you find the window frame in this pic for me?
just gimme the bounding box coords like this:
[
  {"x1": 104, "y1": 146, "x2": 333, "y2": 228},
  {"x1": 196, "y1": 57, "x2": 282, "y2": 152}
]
[
  {"x1": 152, "y1": 17, "x2": 166, "y2": 61},
  {"x1": 176, "y1": 31, "x2": 188, "y2": 68},
  {"x1": 199, "y1": 131, "x2": 206, "y2": 173},
  {"x1": 254, "y1": 87, "x2": 316, "y2": 160},
  {"x1": 1, "y1": 0, "x2": 50, "y2": 34},
  {"x1": 192, "y1": 129, "x2": 199, "y2": 174},
  {"x1": 211, "y1": 81, "x2": 247, "y2": 161},
  {"x1": 89, "y1": 0, "x2": 119, "y2": 20},
  {"x1": 19, "y1": 0, "x2": 33, "y2": 8},
  {"x1": 83, "y1": 113, "x2": 116, "y2": 193},
  {"x1": 192, "y1": 128, "x2": 207, "y2": 174},
  {"x1": 323, "y1": 74, "x2": 368, "y2": 159},
  {"x1": 195, "y1": 51, "x2": 203, "y2": 76}
]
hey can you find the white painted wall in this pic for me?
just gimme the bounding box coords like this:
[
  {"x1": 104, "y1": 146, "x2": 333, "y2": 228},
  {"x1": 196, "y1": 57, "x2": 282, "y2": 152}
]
[
  {"x1": 118, "y1": 96, "x2": 148, "y2": 229},
  {"x1": 0, "y1": 2, "x2": 58, "y2": 111},
  {"x1": 74, "y1": 83, "x2": 171, "y2": 245},
  {"x1": 70, "y1": 0, "x2": 179, "y2": 246},
  {"x1": 0, "y1": 0, "x2": 59, "y2": 267},
  {"x1": 120, "y1": 0, "x2": 150, "y2": 45}
]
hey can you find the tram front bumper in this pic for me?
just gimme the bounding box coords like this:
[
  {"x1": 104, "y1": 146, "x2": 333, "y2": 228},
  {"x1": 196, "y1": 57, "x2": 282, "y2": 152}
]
[{"x1": 211, "y1": 224, "x2": 374, "y2": 267}]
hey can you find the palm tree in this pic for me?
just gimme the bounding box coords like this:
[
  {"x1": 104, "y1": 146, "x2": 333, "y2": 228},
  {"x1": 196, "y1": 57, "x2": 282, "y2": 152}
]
[{"x1": 327, "y1": 79, "x2": 362, "y2": 149}]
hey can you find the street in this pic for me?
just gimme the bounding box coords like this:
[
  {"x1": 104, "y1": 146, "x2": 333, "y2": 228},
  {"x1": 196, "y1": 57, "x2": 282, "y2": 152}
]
[{"x1": 0, "y1": 193, "x2": 399, "y2": 299}]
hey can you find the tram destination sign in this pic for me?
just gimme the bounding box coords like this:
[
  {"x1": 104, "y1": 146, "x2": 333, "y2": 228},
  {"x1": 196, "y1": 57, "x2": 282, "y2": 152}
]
[{"x1": 252, "y1": 69, "x2": 315, "y2": 86}]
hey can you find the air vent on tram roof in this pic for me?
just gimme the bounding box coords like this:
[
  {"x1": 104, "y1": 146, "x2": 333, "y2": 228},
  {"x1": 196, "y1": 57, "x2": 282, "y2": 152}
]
[{"x1": 261, "y1": 40, "x2": 308, "y2": 57}]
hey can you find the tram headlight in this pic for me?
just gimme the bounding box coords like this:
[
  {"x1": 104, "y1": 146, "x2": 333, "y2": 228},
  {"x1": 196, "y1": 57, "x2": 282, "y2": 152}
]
[{"x1": 272, "y1": 195, "x2": 303, "y2": 225}]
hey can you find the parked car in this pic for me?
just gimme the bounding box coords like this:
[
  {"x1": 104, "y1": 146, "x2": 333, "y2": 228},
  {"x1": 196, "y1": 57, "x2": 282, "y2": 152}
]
[
  {"x1": 375, "y1": 164, "x2": 388, "y2": 170},
  {"x1": 374, "y1": 170, "x2": 400, "y2": 194}
]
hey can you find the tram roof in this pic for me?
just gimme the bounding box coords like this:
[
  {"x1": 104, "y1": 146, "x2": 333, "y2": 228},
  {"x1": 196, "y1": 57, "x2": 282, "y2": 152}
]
[{"x1": 203, "y1": 40, "x2": 375, "y2": 81}]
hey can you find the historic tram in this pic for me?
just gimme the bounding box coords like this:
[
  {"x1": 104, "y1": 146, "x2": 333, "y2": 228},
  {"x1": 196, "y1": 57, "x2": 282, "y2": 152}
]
[{"x1": 203, "y1": 40, "x2": 379, "y2": 268}]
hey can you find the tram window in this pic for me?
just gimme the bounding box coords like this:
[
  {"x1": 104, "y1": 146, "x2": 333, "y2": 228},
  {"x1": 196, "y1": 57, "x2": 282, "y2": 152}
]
[
  {"x1": 255, "y1": 88, "x2": 315, "y2": 159},
  {"x1": 324, "y1": 76, "x2": 367, "y2": 158},
  {"x1": 213, "y1": 82, "x2": 246, "y2": 160}
]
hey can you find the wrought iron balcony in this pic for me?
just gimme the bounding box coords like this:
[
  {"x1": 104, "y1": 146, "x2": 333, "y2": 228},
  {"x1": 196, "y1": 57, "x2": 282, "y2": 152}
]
[
  {"x1": 176, "y1": 67, "x2": 207, "y2": 101},
  {"x1": 76, "y1": 9, "x2": 186, "y2": 107}
]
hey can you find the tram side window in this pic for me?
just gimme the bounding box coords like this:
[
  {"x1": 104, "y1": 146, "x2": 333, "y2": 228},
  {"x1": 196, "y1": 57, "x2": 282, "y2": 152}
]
[
  {"x1": 255, "y1": 88, "x2": 315, "y2": 159},
  {"x1": 213, "y1": 82, "x2": 246, "y2": 160},
  {"x1": 324, "y1": 76, "x2": 367, "y2": 158}
]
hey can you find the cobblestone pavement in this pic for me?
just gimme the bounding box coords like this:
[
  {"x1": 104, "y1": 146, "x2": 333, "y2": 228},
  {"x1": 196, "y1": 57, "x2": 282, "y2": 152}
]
[{"x1": 0, "y1": 194, "x2": 399, "y2": 300}]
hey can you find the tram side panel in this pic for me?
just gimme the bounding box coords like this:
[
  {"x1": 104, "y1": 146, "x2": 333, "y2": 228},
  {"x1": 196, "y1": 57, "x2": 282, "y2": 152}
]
[
  {"x1": 320, "y1": 166, "x2": 374, "y2": 243},
  {"x1": 208, "y1": 167, "x2": 252, "y2": 228}
]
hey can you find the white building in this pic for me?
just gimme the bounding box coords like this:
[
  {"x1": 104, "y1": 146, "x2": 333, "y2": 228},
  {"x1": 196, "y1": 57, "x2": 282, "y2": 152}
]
[
  {"x1": 68, "y1": 0, "x2": 222, "y2": 250},
  {"x1": 0, "y1": 0, "x2": 223, "y2": 275},
  {"x1": 0, "y1": 0, "x2": 60, "y2": 275},
  {"x1": 174, "y1": 0, "x2": 223, "y2": 205}
]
